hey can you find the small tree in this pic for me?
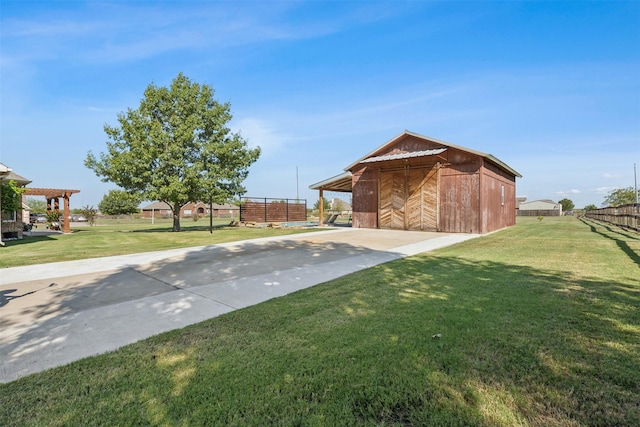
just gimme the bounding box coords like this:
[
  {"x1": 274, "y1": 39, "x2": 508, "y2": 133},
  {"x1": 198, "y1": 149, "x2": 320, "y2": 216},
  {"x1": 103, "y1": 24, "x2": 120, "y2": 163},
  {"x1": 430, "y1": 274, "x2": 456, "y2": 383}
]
[
  {"x1": 81, "y1": 205, "x2": 98, "y2": 226},
  {"x1": 603, "y1": 187, "x2": 639, "y2": 207},
  {"x1": 558, "y1": 198, "x2": 574, "y2": 212},
  {"x1": 313, "y1": 198, "x2": 330, "y2": 212},
  {"x1": 584, "y1": 204, "x2": 597, "y2": 211},
  {"x1": 46, "y1": 210, "x2": 60, "y2": 228},
  {"x1": 98, "y1": 189, "x2": 140, "y2": 216},
  {"x1": 85, "y1": 73, "x2": 260, "y2": 231}
]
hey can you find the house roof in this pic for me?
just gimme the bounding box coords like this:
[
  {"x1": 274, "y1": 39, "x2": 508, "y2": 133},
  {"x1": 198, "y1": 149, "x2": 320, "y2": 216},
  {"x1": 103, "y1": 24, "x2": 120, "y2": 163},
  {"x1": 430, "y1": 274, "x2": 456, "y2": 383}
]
[
  {"x1": 0, "y1": 169, "x2": 32, "y2": 185},
  {"x1": 142, "y1": 201, "x2": 172, "y2": 210},
  {"x1": 520, "y1": 199, "x2": 558, "y2": 206},
  {"x1": 330, "y1": 197, "x2": 352, "y2": 211},
  {"x1": 345, "y1": 130, "x2": 522, "y2": 178}
]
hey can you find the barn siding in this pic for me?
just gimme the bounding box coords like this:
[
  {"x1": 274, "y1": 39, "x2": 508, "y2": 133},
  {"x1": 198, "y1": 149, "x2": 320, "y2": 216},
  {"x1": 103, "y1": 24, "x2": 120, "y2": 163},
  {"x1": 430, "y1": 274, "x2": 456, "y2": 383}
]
[
  {"x1": 480, "y1": 161, "x2": 517, "y2": 232},
  {"x1": 438, "y1": 149, "x2": 482, "y2": 233},
  {"x1": 438, "y1": 172, "x2": 480, "y2": 233},
  {"x1": 352, "y1": 167, "x2": 378, "y2": 228}
]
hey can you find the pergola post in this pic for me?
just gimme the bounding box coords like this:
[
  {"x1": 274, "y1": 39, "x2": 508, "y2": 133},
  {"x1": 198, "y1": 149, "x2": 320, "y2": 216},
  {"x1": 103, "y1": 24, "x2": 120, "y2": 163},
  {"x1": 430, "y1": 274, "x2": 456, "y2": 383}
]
[
  {"x1": 63, "y1": 192, "x2": 71, "y2": 234},
  {"x1": 319, "y1": 189, "x2": 324, "y2": 226}
]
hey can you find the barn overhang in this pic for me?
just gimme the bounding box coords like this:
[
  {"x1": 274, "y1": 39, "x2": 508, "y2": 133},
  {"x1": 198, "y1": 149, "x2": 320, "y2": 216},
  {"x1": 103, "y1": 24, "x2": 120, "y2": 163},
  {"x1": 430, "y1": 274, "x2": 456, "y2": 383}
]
[
  {"x1": 309, "y1": 172, "x2": 352, "y2": 226},
  {"x1": 309, "y1": 172, "x2": 353, "y2": 193}
]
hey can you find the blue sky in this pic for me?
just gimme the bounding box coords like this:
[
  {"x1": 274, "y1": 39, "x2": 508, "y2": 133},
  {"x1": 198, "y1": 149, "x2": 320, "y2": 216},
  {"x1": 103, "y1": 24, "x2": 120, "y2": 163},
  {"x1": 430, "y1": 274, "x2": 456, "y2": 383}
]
[{"x1": 1, "y1": 0, "x2": 639, "y2": 209}]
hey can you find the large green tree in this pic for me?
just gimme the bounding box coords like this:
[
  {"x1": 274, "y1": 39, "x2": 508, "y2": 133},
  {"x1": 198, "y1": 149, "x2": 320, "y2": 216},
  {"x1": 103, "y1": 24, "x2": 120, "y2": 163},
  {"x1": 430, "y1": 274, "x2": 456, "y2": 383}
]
[
  {"x1": 602, "y1": 187, "x2": 639, "y2": 207},
  {"x1": 85, "y1": 73, "x2": 261, "y2": 231},
  {"x1": 558, "y1": 198, "x2": 574, "y2": 212},
  {"x1": 98, "y1": 190, "x2": 141, "y2": 216}
]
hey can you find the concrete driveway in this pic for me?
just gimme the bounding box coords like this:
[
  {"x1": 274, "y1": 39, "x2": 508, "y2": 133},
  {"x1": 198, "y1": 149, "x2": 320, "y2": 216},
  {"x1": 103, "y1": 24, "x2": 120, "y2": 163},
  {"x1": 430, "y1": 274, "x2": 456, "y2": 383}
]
[{"x1": 0, "y1": 227, "x2": 479, "y2": 383}]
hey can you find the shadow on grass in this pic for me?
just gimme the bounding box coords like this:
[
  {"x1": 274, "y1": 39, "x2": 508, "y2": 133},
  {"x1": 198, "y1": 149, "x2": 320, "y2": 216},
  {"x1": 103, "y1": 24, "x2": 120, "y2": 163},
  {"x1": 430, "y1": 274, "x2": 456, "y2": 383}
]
[
  {"x1": 0, "y1": 234, "x2": 58, "y2": 247},
  {"x1": 1, "y1": 232, "x2": 638, "y2": 425},
  {"x1": 580, "y1": 217, "x2": 640, "y2": 267},
  {"x1": 122, "y1": 223, "x2": 230, "y2": 233}
]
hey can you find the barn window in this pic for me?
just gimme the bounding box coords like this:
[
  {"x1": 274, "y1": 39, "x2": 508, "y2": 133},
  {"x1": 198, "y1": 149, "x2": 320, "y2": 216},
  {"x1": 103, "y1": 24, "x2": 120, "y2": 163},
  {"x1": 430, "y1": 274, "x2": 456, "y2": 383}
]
[{"x1": 501, "y1": 185, "x2": 505, "y2": 206}]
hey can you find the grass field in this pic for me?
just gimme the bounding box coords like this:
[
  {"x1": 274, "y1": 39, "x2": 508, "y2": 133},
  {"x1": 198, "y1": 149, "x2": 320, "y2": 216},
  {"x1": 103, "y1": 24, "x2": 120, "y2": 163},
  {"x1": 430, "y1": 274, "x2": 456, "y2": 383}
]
[
  {"x1": 0, "y1": 218, "x2": 319, "y2": 268},
  {"x1": 1, "y1": 217, "x2": 638, "y2": 426}
]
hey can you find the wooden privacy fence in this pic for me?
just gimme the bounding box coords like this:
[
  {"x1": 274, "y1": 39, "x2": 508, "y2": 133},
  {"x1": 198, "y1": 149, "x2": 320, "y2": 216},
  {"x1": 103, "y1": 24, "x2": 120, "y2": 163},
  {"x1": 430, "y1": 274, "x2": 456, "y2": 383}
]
[
  {"x1": 517, "y1": 209, "x2": 562, "y2": 217},
  {"x1": 240, "y1": 198, "x2": 307, "y2": 223},
  {"x1": 584, "y1": 203, "x2": 639, "y2": 232}
]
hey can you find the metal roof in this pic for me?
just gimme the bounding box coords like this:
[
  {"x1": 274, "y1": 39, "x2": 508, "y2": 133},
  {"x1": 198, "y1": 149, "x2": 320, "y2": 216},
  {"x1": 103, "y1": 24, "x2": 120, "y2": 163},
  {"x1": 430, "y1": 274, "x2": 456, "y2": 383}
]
[{"x1": 360, "y1": 148, "x2": 447, "y2": 163}]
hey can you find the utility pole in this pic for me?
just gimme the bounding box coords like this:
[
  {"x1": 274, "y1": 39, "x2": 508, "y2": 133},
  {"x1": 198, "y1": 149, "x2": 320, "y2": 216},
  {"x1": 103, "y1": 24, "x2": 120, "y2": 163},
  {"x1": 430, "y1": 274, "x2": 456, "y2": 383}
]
[
  {"x1": 635, "y1": 163, "x2": 638, "y2": 204},
  {"x1": 635, "y1": 163, "x2": 638, "y2": 231}
]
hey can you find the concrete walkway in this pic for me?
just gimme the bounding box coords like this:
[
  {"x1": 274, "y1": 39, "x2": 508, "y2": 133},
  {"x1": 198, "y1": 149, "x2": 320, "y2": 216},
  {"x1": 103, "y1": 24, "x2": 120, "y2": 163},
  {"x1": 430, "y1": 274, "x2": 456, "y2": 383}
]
[{"x1": 0, "y1": 228, "x2": 480, "y2": 383}]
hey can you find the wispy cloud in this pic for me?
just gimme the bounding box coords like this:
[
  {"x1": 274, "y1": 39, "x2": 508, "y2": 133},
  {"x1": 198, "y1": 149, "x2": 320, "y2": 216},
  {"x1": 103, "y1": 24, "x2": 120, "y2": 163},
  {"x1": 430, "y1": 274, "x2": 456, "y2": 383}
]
[
  {"x1": 603, "y1": 172, "x2": 623, "y2": 179},
  {"x1": 593, "y1": 186, "x2": 616, "y2": 194},
  {"x1": 555, "y1": 189, "x2": 582, "y2": 199},
  {"x1": 1, "y1": 2, "x2": 396, "y2": 67},
  {"x1": 232, "y1": 117, "x2": 292, "y2": 157}
]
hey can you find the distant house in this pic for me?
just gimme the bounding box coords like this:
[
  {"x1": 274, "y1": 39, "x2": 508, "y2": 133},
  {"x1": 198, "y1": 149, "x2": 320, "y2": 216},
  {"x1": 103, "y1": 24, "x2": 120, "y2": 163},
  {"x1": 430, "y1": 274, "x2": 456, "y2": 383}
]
[
  {"x1": 518, "y1": 199, "x2": 562, "y2": 216},
  {"x1": 329, "y1": 198, "x2": 352, "y2": 214},
  {"x1": 0, "y1": 163, "x2": 31, "y2": 241},
  {"x1": 141, "y1": 201, "x2": 239, "y2": 219},
  {"x1": 516, "y1": 197, "x2": 527, "y2": 210}
]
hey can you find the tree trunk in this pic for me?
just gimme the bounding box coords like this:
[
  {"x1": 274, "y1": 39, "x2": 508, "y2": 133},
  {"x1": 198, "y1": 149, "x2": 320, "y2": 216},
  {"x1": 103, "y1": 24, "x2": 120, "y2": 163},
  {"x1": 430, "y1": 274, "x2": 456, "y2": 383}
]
[{"x1": 172, "y1": 202, "x2": 181, "y2": 232}]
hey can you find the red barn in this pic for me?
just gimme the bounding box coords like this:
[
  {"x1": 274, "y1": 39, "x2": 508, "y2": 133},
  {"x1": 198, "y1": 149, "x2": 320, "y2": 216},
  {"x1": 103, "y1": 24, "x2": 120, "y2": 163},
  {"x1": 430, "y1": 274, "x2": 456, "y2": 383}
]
[{"x1": 310, "y1": 131, "x2": 521, "y2": 234}]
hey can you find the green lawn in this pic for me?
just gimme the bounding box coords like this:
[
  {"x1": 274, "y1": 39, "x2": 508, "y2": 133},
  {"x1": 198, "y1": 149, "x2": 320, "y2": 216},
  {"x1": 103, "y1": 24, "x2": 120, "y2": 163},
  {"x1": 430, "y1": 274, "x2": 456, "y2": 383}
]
[
  {"x1": 1, "y1": 217, "x2": 638, "y2": 426},
  {"x1": 0, "y1": 218, "x2": 319, "y2": 268}
]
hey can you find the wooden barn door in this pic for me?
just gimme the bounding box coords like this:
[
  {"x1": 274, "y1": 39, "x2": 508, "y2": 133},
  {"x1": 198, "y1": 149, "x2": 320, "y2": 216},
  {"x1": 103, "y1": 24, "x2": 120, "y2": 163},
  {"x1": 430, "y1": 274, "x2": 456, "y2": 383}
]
[
  {"x1": 379, "y1": 167, "x2": 438, "y2": 230},
  {"x1": 407, "y1": 168, "x2": 438, "y2": 231},
  {"x1": 379, "y1": 170, "x2": 405, "y2": 229}
]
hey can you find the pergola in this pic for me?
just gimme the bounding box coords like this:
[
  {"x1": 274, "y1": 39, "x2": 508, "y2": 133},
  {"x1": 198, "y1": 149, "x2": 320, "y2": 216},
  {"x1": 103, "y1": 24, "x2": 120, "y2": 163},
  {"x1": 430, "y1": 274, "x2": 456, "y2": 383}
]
[{"x1": 24, "y1": 188, "x2": 80, "y2": 234}]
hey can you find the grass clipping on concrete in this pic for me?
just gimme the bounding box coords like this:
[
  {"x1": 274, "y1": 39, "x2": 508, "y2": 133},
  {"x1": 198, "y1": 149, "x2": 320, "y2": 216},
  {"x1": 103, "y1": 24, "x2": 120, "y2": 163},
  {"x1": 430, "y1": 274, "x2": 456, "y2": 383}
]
[{"x1": 1, "y1": 217, "x2": 638, "y2": 426}]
